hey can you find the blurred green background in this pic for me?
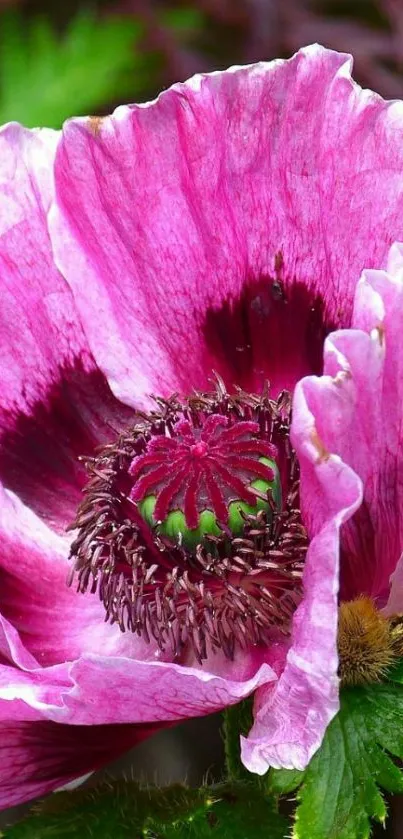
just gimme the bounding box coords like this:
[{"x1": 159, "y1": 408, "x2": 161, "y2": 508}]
[{"x1": 1, "y1": 0, "x2": 402, "y2": 127}]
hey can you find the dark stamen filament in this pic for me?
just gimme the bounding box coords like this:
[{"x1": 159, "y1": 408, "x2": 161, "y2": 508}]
[{"x1": 68, "y1": 383, "x2": 307, "y2": 662}]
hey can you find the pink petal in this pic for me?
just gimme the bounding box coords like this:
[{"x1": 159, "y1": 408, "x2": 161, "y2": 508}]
[
  {"x1": 0, "y1": 123, "x2": 135, "y2": 533},
  {"x1": 241, "y1": 383, "x2": 362, "y2": 772},
  {"x1": 301, "y1": 243, "x2": 403, "y2": 601},
  {"x1": 0, "y1": 719, "x2": 160, "y2": 809},
  {"x1": 0, "y1": 615, "x2": 70, "y2": 723},
  {"x1": 384, "y1": 554, "x2": 403, "y2": 616},
  {"x1": 0, "y1": 483, "x2": 150, "y2": 667},
  {"x1": 51, "y1": 45, "x2": 403, "y2": 404},
  {"x1": 0, "y1": 484, "x2": 279, "y2": 752},
  {"x1": 0, "y1": 494, "x2": 281, "y2": 794},
  {"x1": 0, "y1": 611, "x2": 277, "y2": 733},
  {"x1": 48, "y1": 653, "x2": 277, "y2": 726}
]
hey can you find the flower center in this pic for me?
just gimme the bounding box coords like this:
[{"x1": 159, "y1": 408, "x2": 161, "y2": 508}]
[
  {"x1": 69, "y1": 384, "x2": 307, "y2": 661},
  {"x1": 131, "y1": 411, "x2": 281, "y2": 549}
]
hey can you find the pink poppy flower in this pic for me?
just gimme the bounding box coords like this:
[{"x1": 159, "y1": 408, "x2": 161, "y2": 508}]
[{"x1": 1, "y1": 44, "x2": 403, "y2": 808}]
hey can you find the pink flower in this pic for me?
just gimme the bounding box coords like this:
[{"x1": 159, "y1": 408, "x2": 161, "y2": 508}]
[{"x1": 1, "y1": 44, "x2": 403, "y2": 807}]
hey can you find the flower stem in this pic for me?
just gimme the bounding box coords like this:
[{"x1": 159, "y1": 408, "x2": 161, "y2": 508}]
[{"x1": 222, "y1": 697, "x2": 254, "y2": 781}]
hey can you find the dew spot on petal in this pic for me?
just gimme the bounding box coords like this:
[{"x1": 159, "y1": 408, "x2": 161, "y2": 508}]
[
  {"x1": 371, "y1": 323, "x2": 385, "y2": 347},
  {"x1": 332, "y1": 370, "x2": 351, "y2": 387},
  {"x1": 87, "y1": 116, "x2": 105, "y2": 137},
  {"x1": 310, "y1": 428, "x2": 330, "y2": 463}
]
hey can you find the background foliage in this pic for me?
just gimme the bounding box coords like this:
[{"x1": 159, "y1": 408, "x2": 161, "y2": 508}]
[{"x1": 1, "y1": 0, "x2": 403, "y2": 128}]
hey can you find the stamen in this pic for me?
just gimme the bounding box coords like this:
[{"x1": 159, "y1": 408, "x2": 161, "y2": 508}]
[{"x1": 68, "y1": 383, "x2": 307, "y2": 661}]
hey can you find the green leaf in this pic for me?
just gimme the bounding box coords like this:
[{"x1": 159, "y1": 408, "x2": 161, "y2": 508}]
[
  {"x1": 0, "y1": 9, "x2": 147, "y2": 128},
  {"x1": 387, "y1": 658, "x2": 403, "y2": 683},
  {"x1": 277, "y1": 683, "x2": 403, "y2": 839},
  {"x1": 1, "y1": 781, "x2": 288, "y2": 839},
  {"x1": 268, "y1": 767, "x2": 305, "y2": 796}
]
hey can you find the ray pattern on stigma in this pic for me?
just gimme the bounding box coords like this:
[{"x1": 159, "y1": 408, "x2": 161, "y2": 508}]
[{"x1": 68, "y1": 380, "x2": 307, "y2": 662}]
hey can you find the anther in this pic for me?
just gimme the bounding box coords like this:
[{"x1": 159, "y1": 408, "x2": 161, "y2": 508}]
[{"x1": 68, "y1": 384, "x2": 307, "y2": 661}]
